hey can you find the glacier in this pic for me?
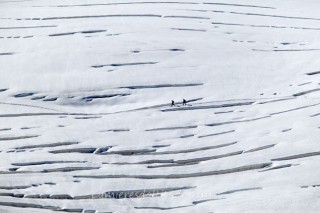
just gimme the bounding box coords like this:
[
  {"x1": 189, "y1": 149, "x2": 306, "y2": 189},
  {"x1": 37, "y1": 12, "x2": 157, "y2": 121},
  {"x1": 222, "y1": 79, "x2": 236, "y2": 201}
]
[{"x1": 0, "y1": 0, "x2": 320, "y2": 212}]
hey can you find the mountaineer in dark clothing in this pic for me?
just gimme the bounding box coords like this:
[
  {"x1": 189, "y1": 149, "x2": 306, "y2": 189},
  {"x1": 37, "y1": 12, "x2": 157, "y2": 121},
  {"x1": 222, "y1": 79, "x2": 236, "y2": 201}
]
[
  {"x1": 171, "y1": 100, "x2": 175, "y2": 107},
  {"x1": 183, "y1": 99, "x2": 187, "y2": 106}
]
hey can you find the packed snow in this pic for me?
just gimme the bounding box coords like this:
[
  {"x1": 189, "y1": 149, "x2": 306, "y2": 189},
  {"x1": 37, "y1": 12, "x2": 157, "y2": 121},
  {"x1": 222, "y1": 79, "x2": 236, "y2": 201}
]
[{"x1": 1, "y1": 0, "x2": 320, "y2": 212}]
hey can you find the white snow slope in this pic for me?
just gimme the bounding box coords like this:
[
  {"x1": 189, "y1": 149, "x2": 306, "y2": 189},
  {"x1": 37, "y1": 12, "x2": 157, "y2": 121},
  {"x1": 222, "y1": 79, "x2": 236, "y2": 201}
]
[{"x1": 1, "y1": 0, "x2": 320, "y2": 212}]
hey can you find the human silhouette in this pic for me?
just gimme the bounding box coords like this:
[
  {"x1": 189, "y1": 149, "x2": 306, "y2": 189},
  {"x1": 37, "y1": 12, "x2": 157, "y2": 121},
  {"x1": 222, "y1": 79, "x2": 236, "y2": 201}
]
[
  {"x1": 183, "y1": 99, "x2": 187, "y2": 106},
  {"x1": 171, "y1": 100, "x2": 175, "y2": 107}
]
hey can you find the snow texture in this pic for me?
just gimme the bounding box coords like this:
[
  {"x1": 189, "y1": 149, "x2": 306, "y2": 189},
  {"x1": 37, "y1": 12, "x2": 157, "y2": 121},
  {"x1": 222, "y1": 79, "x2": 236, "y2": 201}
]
[{"x1": 1, "y1": 0, "x2": 320, "y2": 212}]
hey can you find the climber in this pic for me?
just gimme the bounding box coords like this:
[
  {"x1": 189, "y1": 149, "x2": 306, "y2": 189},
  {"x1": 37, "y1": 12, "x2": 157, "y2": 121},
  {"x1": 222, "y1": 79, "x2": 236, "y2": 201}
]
[{"x1": 183, "y1": 99, "x2": 187, "y2": 106}]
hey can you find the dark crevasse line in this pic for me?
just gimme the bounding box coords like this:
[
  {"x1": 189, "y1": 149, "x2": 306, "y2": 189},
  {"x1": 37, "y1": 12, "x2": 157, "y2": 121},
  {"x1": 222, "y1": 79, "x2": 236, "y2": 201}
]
[
  {"x1": 119, "y1": 83, "x2": 203, "y2": 89},
  {"x1": 43, "y1": 97, "x2": 58, "y2": 101},
  {"x1": 19, "y1": 126, "x2": 39, "y2": 130},
  {"x1": 257, "y1": 97, "x2": 294, "y2": 105},
  {"x1": 98, "y1": 148, "x2": 156, "y2": 156},
  {"x1": 301, "y1": 184, "x2": 320, "y2": 189},
  {"x1": 141, "y1": 142, "x2": 237, "y2": 156},
  {"x1": 81, "y1": 30, "x2": 107, "y2": 34},
  {"x1": 92, "y1": 62, "x2": 158, "y2": 68},
  {"x1": 292, "y1": 88, "x2": 320, "y2": 97},
  {"x1": 152, "y1": 145, "x2": 170, "y2": 148},
  {"x1": 0, "y1": 135, "x2": 39, "y2": 141},
  {"x1": 226, "y1": 11, "x2": 320, "y2": 21},
  {"x1": 206, "y1": 116, "x2": 271, "y2": 127},
  {"x1": 311, "y1": 112, "x2": 320, "y2": 117},
  {"x1": 103, "y1": 186, "x2": 194, "y2": 199},
  {"x1": 15, "y1": 141, "x2": 79, "y2": 149},
  {"x1": 192, "y1": 198, "x2": 225, "y2": 205},
  {"x1": 147, "y1": 150, "x2": 243, "y2": 168},
  {"x1": 31, "y1": 96, "x2": 46, "y2": 100},
  {"x1": 260, "y1": 164, "x2": 293, "y2": 172},
  {"x1": 141, "y1": 143, "x2": 276, "y2": 167},
  {"x1": 0, "y1": 201, "x2": 82, "y2": 212},
  {"x1": 74, "y1": 163, "x2": 272, "y2": 179},
  {"x1": 171, "y1": 28, "x2": 206, "y2": 32},
  {"x1": 0, "y1": 185, "x2": 32, "y2": 190},
  {"x1": 216, "y1": 187, "x2": 262, "y2": 195},
  {"x1": 49, "y1": 148, "x2": 97, "y2": 154},
  {"x1": 0, "y1": 25, "x2": 57, "y2": 29},
  {"x1": 49, "y1": 32, "x2": 76, "y2": 36},
  {"x1": 180, "y1": 134, "x2": 194, "y2": 138},
  {"x1": 49, "y1": 30, "x2": 107, "y2": 37},
  {"x1": 113, "y1": 159, "x2": 174, "y2": 165},
  {"x1": 13, "y1": 93, "x2": 34, "y2": 98},
  {"x1": 297, "y1": 82, "x2": 312, "y2": 86},
  {"x1": 74, "y1": 116, "x2": 101, "y2": 119},
  {"x1": 49, "y1": 146, "x2": 110, "y2": 155},
  {"x1": 4, "y1": 187, "x2": 194, "y2": 200},
  {"x1": 82, "y1": 94, "x2": 130, "y2": 102},
  {"x1": 107, "y1": 142, "x2": 237, "y2": 158},
  {"x1": 12, "y1": 160, "x2": 86, "y2": 166},
  {"x1": 42, "y1": 167, "x2": 100, "y2": 173},
  {"x1": 203, "y1": 2, "x2": 275, "y2": 9},
  {"x1": 270, "y1": 103, "x2": 320, "y2": 115},
  {"x1": 0, "y1": 167, "x2": 100, "y2": 174},
  {"x1": 146, "y1": 125, "x2": 197, "y2": 131},
  {"x1": 196, "y1": 9, "x2": 320, "y2": 22},
  {"x1": 40, "y1": 14, "x2": 162, "y2": 21},
  {"x1": 271, "y1": 151, "x2": 320, "y2": 161},
  {"x1": 0, "y1": 201, "x2": 58, "y2": 211},
  {"x1": 211, "y1": 22, "x2": 320, "y2": 31},
  {"x1": 164, "y1": 15, "x2": 210, "y2": 20},
  {"x1": 0, "y1": 113, "x2": 67, "y2": 117},
  {"x1": 198, "y1": 130, "x2": 235, "y2": 138},
  {"x1": 306, "y1": 71, "x2": 320, "y2": 75},
  {"x1": 49, "y1": 1, "x2": 199, "y2": 7},
  {"x1": 244, "y1": 144, "x2": 276, "y2": 153},
  {"x1": 169, "y1": 48, "x2": 185, "y2": 51},
  {"x1": 0, "y1": 52, "x2": 15, "y2": 56},
  {"x1": 215, "y1": 110, "x2": 233, "y2": 114}
]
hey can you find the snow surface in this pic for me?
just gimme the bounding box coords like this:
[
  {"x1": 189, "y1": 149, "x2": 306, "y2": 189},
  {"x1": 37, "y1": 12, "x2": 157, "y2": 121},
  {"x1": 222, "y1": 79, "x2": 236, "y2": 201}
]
[{"x1": 1, "y1": 0, "x2": 320, "y2": 212}]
